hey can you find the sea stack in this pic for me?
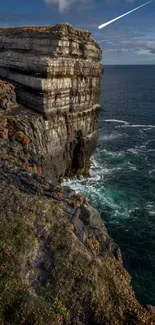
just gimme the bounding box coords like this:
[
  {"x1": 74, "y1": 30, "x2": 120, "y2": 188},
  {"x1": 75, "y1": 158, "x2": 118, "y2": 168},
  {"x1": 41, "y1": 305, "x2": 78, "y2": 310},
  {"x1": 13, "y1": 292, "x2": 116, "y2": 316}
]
[{"x1": 0, "y1": 24, "x2": 103, "y2": 180}]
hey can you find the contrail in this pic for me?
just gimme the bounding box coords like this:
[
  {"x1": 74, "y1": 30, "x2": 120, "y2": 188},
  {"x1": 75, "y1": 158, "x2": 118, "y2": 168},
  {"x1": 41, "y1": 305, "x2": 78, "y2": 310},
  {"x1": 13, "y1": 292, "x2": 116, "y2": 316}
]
[{"x1": 98, "y1": 0, "x2": 153, "y2": 29}]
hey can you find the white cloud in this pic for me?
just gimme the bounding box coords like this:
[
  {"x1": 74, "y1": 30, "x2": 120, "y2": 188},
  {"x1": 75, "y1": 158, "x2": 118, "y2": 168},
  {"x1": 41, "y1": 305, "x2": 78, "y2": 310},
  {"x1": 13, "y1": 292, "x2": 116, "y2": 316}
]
[
  {"x1": 137, "y1": 49, "x2": 152, "y2": 55},
  {"x1": 44, "y1": 0, "x2": 70, "y2": 12},
  {"x1": 44, "y1": 0, "x2": 92, "y2": 12}
]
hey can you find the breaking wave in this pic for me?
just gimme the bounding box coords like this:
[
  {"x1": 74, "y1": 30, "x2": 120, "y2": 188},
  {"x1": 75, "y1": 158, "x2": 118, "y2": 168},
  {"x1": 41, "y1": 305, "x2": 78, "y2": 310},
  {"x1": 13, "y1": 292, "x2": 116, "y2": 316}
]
[
  {"x1": 116, "y1": 124, "x2": 155, "y2": 129},
  {"x1": 104, "y1": 119, "x2": 129, "y2": 124}
]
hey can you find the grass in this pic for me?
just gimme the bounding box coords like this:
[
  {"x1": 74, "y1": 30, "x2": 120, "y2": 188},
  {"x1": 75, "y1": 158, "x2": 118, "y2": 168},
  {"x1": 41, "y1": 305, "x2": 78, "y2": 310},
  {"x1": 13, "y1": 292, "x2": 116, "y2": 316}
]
[{"x1": 0, "y1": 181, "x2": 154, "y2": 324}]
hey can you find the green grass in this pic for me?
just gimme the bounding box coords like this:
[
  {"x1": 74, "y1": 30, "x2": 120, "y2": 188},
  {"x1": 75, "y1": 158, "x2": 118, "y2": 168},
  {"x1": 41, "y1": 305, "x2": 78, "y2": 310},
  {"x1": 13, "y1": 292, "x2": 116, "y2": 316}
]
[{"x1": 0, "y1": 183, "x2": 154, "y2": 325}]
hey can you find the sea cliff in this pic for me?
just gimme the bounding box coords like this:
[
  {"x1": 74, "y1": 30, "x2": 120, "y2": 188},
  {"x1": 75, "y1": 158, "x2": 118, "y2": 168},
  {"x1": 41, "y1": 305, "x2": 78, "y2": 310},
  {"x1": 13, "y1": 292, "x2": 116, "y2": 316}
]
[
  {"x1": 0, "y1": 24, "x2": 103, "y2": 181},
  {"x1": 0, "y1": 24, "x2": 154, "y2": 325}
]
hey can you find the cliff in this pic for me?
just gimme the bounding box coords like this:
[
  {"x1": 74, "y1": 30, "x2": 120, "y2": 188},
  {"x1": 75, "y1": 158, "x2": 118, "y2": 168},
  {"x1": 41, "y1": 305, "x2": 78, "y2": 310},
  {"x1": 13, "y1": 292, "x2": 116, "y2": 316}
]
[
  {"x1": 0, "y1": 163, "x2": 154, "y2": 325},
  {"x1": 0, "y1": 110, "x2": 154, "y2": 325},
  {"x1": 0, "y1": 25, "x2": 155, "y2": 325},
  {"x1": 0, "y1": 24, "x2": 103, "y2": 181}
]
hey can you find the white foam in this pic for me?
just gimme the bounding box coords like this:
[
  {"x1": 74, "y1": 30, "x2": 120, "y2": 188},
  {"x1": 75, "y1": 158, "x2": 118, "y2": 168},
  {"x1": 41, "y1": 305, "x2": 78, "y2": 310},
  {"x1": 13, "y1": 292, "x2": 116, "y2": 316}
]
[
  {"x1": 149, "y1": 168, "x2": 155, "y2": 175},
  {"x1": 139, "y1": 145, "x2": 146, "y2": 149},
  {"x1": 62, "y1": 175, "x2": 136, "y2": 222},
  {"x1": 116, "y1": 124, "x2": 155, "y2": 129},
  {"x1": 90, "y1": 157, "x2": 101, "y2": 169},
  {"x1": 149, "y1": 211, "x2": 155, "y2": 216},
  {"x1": 146, "y1": 202, "x2": 155, "y2": 216},
  {"x1": 127, "y1": 162, "x2": 137, "y2": 170},
  {"x1": 104, "y1": 119, "x2": 129, "y2": 125},
  {"x1": 99, "y1": 133, "x2": 122, "y2": 141},
  {"x1": 99, "y1": 149, "x2": 125, "y2": 158},
  {"x1": 127, "y1": 148, "x2": 139, "y2": 155},
  {"x1": 146, "y1": 203, "x2": 154, "y2": 209}
]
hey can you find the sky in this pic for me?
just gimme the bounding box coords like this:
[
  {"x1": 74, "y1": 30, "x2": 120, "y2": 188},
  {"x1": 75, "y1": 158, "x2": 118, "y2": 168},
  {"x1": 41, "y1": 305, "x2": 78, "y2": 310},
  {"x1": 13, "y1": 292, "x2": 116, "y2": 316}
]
[{"x1": 0, "y1": 0, "x2": 155, "y2": 64}]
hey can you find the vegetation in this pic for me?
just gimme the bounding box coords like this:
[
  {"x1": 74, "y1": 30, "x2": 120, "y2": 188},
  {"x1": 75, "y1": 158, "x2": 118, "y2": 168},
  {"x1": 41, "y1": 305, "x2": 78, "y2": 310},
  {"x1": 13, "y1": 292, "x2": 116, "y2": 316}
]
[{"x1": 0, "y1": 180, "x2": 155, "y2": 325}]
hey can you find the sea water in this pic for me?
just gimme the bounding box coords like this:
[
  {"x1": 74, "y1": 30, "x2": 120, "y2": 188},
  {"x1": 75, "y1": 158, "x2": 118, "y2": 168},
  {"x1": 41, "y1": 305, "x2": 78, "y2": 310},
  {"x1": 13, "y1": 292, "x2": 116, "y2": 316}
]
[{"x1": 63, "y1": 65, "x2": 155, "y2": 305}]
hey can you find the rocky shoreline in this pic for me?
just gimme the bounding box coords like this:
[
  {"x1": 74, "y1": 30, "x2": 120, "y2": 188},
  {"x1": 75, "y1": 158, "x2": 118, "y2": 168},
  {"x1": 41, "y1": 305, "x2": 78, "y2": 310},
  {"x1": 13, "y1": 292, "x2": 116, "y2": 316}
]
[{"x1": 0, "y1": 25, "x2": 155, "y2": 324}]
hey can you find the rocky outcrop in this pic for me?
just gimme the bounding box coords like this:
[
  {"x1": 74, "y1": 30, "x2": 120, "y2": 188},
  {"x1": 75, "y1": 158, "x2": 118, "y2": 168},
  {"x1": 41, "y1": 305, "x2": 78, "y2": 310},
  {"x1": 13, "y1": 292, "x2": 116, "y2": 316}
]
[
  {"x1": 1, "y1": 164, "x2": 155, "y2": 325},
  {"x1": 0, "y1": 165, "x2": 122, "y2": 263},
  {"x1": 0, "y1": 25, "x2": 103, "y2": 180},
  {"x1": 0, "y1": 105, "x2": 99, "y2": 181}
]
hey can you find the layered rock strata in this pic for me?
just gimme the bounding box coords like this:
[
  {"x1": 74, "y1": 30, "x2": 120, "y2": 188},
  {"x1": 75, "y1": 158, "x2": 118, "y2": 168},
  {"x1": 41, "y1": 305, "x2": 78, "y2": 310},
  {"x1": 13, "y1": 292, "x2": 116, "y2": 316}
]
[{"x1": 0, "y1": 24, "x2": 103, "y2": 180}]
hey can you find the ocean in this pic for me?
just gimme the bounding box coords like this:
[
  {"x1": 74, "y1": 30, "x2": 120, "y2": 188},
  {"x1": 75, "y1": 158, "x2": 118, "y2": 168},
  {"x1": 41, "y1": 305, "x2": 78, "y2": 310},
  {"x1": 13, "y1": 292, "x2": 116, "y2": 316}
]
[{"x1": 63, "y1": 65, "x2": 155, "y2": 305}]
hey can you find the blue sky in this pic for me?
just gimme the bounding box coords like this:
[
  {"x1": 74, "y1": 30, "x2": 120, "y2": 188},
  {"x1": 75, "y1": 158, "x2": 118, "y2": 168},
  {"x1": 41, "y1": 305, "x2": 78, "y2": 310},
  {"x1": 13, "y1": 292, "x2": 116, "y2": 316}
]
[{"x1": 0, "y1": 0, "x2": 155, "y2": 64}]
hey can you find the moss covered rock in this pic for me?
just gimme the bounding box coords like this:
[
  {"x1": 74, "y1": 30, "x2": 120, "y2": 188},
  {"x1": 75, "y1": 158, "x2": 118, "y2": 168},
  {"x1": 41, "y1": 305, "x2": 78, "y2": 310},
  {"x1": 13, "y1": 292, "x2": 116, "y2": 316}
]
[{"x1": 0, "y1": 171, "x2": 155, "y2": 325}]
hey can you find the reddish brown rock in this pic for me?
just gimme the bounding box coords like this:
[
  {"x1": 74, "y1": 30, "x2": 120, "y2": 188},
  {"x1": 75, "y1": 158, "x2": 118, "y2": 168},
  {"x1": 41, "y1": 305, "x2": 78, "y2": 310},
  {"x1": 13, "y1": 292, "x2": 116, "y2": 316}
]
[
  {"x1": 0, "y1": 80, "x2": 17, "y2": 110},
  {"x1": 15, "y1": 131, "x2": 30, "y2": 146},
  {"x1": 0, "y1": 116, "x2": 8, "y2": 139}
]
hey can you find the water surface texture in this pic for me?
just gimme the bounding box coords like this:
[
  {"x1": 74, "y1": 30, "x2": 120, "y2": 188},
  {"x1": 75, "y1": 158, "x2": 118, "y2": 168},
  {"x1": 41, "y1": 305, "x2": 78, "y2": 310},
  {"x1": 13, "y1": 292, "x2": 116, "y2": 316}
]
[{"x1": 63, "y1": 65, "x2": 155, "y2": 304}]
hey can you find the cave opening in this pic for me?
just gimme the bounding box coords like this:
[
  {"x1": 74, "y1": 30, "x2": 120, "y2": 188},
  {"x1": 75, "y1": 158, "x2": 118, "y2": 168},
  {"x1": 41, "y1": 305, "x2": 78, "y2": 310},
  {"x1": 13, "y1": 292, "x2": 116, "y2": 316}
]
[{"x1": 72, "y1": 130, "x2": 84, "y2": 173}]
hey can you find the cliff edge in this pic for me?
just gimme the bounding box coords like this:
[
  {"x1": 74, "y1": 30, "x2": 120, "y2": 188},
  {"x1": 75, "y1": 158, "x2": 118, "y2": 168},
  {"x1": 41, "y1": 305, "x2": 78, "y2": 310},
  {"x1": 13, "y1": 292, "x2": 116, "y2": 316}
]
[{"x1": 0, "y1": 25, "x2": 155, "y2": 325}]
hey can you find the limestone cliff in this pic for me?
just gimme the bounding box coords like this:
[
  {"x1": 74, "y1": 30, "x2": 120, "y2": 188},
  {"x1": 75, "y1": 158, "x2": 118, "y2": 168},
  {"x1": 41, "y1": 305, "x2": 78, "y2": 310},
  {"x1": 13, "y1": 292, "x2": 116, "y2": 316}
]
[
  {"x1": 0, "y1": 24, "x2": 103, "y2": 181},
  {"x1": 0, "y1": 25, "x2": 155, "y2": 325},
  {"x1": 0, "y1": 108, "x2": 154, "y2": 324}
]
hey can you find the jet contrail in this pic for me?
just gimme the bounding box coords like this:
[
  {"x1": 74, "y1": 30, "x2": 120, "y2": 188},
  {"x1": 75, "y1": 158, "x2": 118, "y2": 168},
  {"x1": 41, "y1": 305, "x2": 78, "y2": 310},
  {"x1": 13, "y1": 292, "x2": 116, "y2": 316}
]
[{"x1": 98, "y1": 0, "x2": 153, "y2": 29}]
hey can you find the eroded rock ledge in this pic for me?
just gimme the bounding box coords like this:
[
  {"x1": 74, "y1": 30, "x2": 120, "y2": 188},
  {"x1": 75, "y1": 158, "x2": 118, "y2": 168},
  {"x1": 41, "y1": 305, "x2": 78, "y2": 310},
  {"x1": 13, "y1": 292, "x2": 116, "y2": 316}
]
[{"x1": 0, "y1": 24, "x2": 103, "y2": 180}]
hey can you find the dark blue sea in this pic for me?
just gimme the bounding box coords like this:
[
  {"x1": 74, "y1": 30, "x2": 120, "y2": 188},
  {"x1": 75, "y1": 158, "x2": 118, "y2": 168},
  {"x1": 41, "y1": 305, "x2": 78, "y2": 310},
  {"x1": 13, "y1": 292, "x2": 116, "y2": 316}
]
[{"x1": 64, "y1": 65, "x2": 155, "y2": 305}]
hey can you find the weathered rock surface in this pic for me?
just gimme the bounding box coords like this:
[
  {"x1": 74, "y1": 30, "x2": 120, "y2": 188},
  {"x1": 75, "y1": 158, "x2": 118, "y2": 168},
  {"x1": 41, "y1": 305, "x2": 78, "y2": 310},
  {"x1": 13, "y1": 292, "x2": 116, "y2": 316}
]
[
  {"x1": 0, "y1": 24, "x2": 103, "y2": 180},
  {"x1": 0, "y1": 104, "x2": 99, "y2": 181},
  {"x1": 0, "y1": 80, "x2": 17, "y2": 110},
  {"x1": 143, "y1": 305, "x2": 155, "y2": 314},
  {"x1": 1, "y1": 164, "x2": 155, "y2": 325}
]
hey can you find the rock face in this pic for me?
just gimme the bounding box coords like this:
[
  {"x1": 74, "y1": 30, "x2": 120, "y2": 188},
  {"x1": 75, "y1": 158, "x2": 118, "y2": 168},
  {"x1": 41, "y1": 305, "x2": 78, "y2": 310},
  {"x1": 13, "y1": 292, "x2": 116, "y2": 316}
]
[
  {"x1": 0, "y1": 24, "x2": 103, "y2": 180},
  {"x1": 0, "y1": 105, "x2": 99, "y2": 181}
]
